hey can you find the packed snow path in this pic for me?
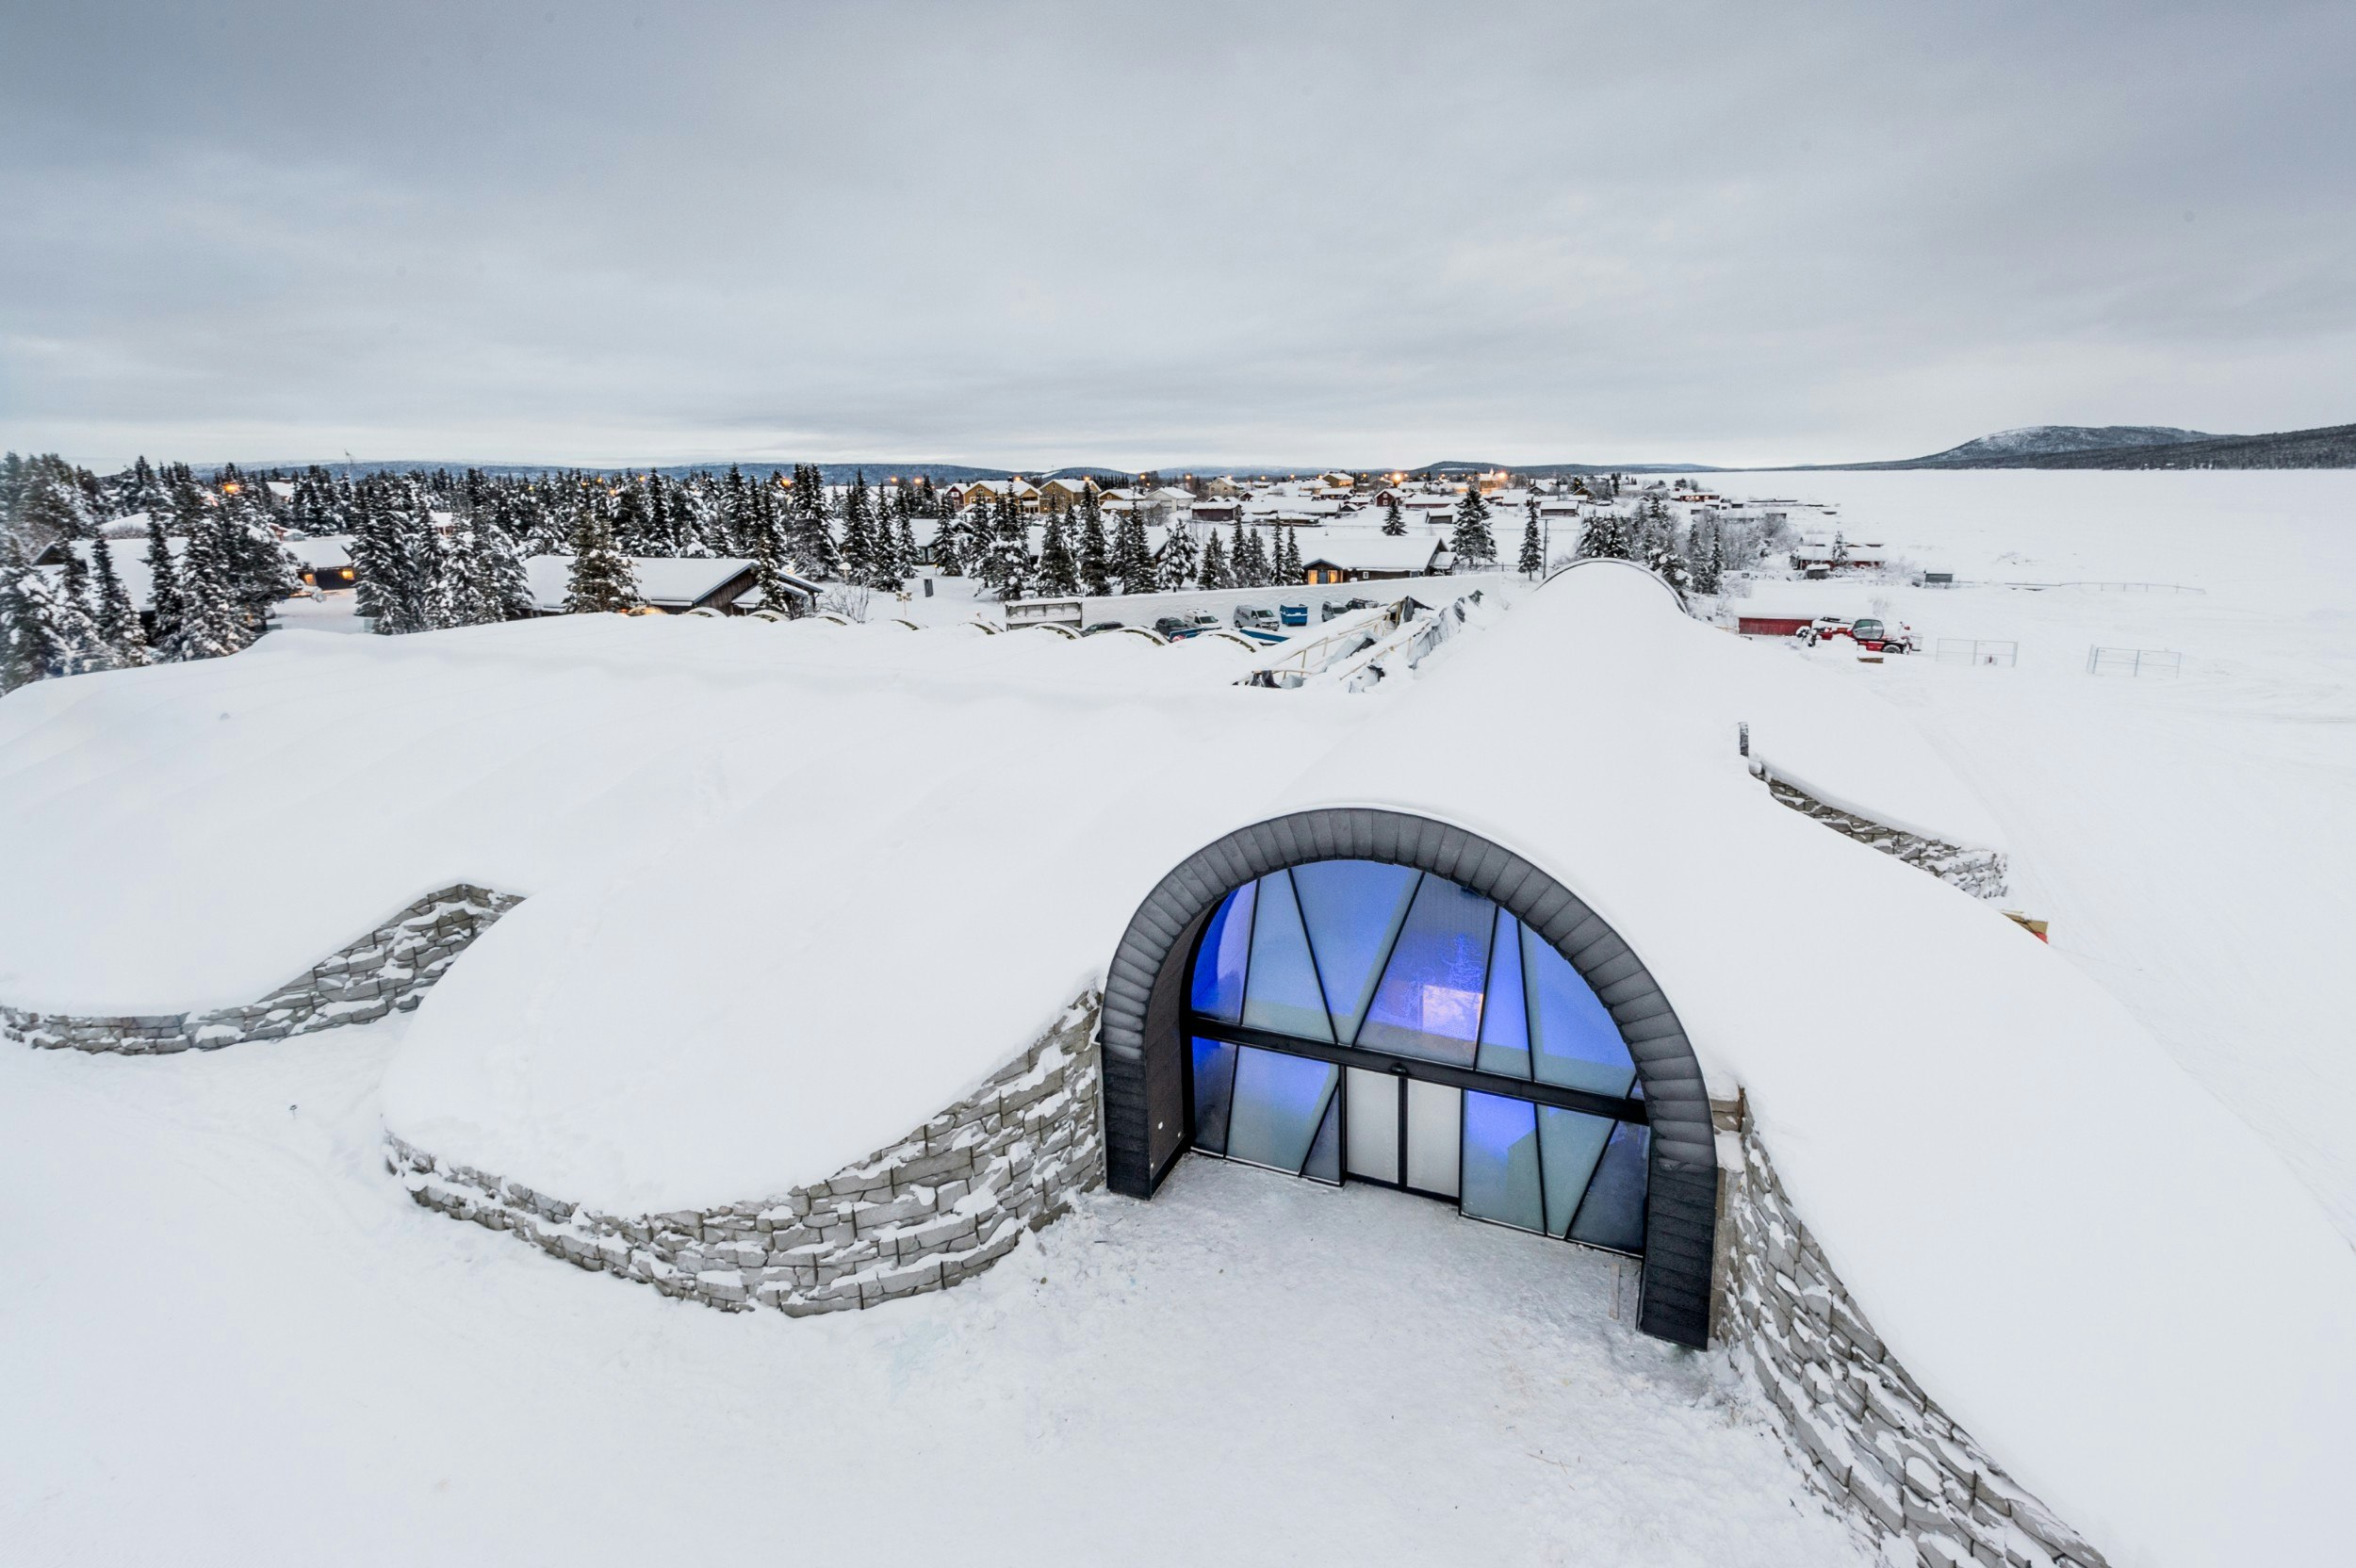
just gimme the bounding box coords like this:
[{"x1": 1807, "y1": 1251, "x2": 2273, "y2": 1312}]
[{"x1": 0, "y1": 1018, "x2": 1864, "y2": 1568}]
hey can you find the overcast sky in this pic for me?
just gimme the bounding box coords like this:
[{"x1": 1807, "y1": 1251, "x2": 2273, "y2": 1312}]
[{"x1": 3, "y1": 1, "x2": 2350, "y2": 472}]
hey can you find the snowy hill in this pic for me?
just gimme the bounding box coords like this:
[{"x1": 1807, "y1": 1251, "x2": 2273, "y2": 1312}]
[{"x1": 1909, "y1": 425, "x2": 2218, "y2": 464}]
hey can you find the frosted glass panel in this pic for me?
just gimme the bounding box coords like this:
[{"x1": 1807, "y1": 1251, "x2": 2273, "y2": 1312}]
[
  {"x1": 1345, "y1": 1068, "x2": 1399, "y2": 1183},
  {"x1": 1536, "y1": 1105, "x2": 1614, "y2": 1238},
  {"x1": 1226, "y1": 1047, "x2": 1341, "y2": 1174},
  {"x1": 1474, "y1": 910, "x2": 1531, "y2": 1080},
  {"x1": 1404, "y1": 1079, "x2": 1462, "y2": 1196},
  {"x1": 1191, "y1": 1037, "x2": 1238, "y2": 1154},
  {"x1": 1568, "y1": 1122, "x2": 1650, "y2": 1254},
  {"x1": 1302, "y1": 1086, "x2": 1342, "y2": 1184},
  {"x1": 1190, "y1": 883, "x2": 1255, "y2": 1024},
  {"x1": 1358, "y1": 876, "x2": 1496, "y2": 1067},
  {"x1": 1461, "y1": 1092, "x2": 1544, "y2": 1233},
  {"x1": 1292, "y1": 860, "x2": 1420, "y2": 1044},
  {"x1": 1241, "y1": 871, "x2": 1334, "y2": 1042},
  {"x1": 1525, "y1": 926, "x2": 1638, "y2": 1097}
]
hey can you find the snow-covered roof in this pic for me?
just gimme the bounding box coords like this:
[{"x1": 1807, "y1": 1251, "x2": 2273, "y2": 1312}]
[
  {"x1": 522, "y1": 555, "x2": 755, "y2": 612},
  {"x1": 285, "y1": 535, "x2": 353, "y2": 571},
  {"x1": 1298, "y1": 532, "x2": 1448, "y2": 572},
  {"x1": 2, "y1": 567, "x2": 2350, "y2": 1565},
  {"x1": 51, "y1": 537, "x2": 187, "y2": 613}
]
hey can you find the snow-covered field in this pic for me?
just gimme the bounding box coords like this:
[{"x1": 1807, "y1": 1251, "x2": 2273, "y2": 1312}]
[
  {"x1": 0, "y1": 1017, "x2": 1859, "y2": 1568},
  {"x1": 1713, "y1": 470, "x2": 2356, "y2": 1240},
  {"x1": 4, "y1": 467, "x2": 2351, "y2": 1566}
]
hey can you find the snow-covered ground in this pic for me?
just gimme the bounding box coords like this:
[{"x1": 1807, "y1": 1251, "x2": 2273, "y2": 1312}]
[
  {"x1": 1707, "y1": 469, "x2": 2356, "y2": 1241},
  {"x1": 0, "y1": 1017, "x2": 1860, "y2": 1568},
  {"x1": 7, "y1": 467, "x2": 2354, "y2": 1565}
]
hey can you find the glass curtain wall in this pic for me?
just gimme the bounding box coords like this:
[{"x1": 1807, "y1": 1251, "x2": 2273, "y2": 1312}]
[{"x1": 1185, "y1": 860, "x2": 1650, "y2": 1255}]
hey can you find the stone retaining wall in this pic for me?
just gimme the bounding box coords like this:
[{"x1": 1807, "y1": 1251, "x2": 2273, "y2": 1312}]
[
  {"x1": 1763, "y1": 775, "x2": 2008, "y2": 900},
  {"x1": 1718, "y1": 1105, "x2": 2107, "y2": 1568},
  {"x1": 388, "y1": 993, "x2": 1104, "y2": 1315},
  {"x1": 2, "y1": 885, "x2": 522, "y2": 1055}
]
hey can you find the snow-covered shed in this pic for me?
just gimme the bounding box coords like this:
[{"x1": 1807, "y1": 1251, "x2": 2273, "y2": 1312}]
[
  {"x1": 1301, "y1": 531, "x2": 1450, "y2": 581},
  {"x1": 2, "y1": 564, "x2": 2352, "y2": 1567}
]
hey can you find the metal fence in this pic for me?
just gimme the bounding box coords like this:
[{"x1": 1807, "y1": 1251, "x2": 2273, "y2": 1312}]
[
  {"x1": 1935, "y1": 638, "x2": 2019, "y2": 667},
  {"x1": 2086, "y1": 645, "x2": 2183, "y2": 678}
]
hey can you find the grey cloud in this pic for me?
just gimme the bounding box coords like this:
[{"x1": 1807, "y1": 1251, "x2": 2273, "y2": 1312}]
[{"x1": 2, "y1": 0, "x2": 2351, "y2": 469}]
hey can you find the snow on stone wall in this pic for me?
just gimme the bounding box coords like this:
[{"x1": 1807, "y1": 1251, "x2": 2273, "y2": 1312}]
[
  {"x1": 387, "y1": 994, "x2": 1104, "y2": 1315},
  {"x1": 1763, "y1": 775, "x2": 2008, "y2": 900},
  {"x1": 1720, "y1": 1108, "x2": 2106, "y2": 1568},
  {"x1": 0, "y1": 885, "x2": 521, "y2": 1055}
]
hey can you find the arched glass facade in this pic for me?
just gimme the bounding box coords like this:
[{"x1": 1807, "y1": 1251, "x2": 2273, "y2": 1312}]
[{"x1": 1185, "y1": 859, "x2": 1651, "y2": 1254}]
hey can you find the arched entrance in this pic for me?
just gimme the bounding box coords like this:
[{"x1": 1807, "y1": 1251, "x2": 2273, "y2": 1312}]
[{"x1": 1101, "y1": 809, "x2": 1717, "y2": 1348}]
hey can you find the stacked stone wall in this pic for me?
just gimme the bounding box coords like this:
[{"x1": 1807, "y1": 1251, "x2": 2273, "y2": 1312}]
[
  {"x1": 1763, "y1": 775, "x2": 2008, "y2": 900},
  {"x1": 1719, "y1": 1107, "x2": 2107, "y2": 1568},
  {"x1": 388, "y1": 994, "x2": 1104, "y2": 1315},
  {"x1": 2, "y1": 885, "x2": 522, "y2": 1055}
]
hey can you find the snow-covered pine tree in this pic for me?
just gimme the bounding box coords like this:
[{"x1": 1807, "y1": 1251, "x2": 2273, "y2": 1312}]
[
  {"x1": 1228, "y1": 521, "x2": 1254, "y2": 586},
  {"x1": 1451, "y1": 486, "x2": 1497, "y2": 567},
  {"x1": 1036, "y1": 508, "x2": 1077, "y2": 596},
  {"x1": 142, "y1": 513, "x2": 184, "y2": 653},
  {"x1": 89, "y1": 533, "x2": 148, "y2": 665},
  {"x1": 1579, "y1": 509, "x2": 1633, "y2": 561},
  {"x1": 1197, "y1": 528, "x2": 1232, "y2": 591},
  {"x1": 1684, "y1": 515, "x2": 1724, "y2": 595},
  {"x1": 979, "y1": 494, "x2": 1032, "y2": 600},
  {"x1": 564, "y1": 499, "x2": 642, "y2": 613},
  {"x1": 1519, "y1": 498, "x2": 1544, "y2": 578},
  {"x1": 790, "y1": 465, "x2": 841, "y2": 580},
  {"x1": 892, "y1": 514, "x2": 918, "y2": 589},
  {"x1": 165, "y1": 522, "x2": 250, "y2": 662},
  {"x1": 1158, "y1": 518, "x2": 1198, "y2": 590},
  {"x1": 0, "y1": 530, "x2": 62, "y2": 690},
  {"x1": 1383, "y1": 495, "x2": 1406, "y2": 536},
  {"x1": 1078, "y1": 506, "x2": 1112, "y2": 596},
  {"x1": 1111, "y1": 510, "x2": 1153, "y2": 594},
  {"x1": 611, "y1": 476, "x2": 654, "y2": 555},
  {"x1": 839, "y1": 471, "x2": 878, "y2": 586},
  {"x1": 218, "y1": 484, "x2": 300, "y2": 622},
  {"x1": 1276, "y1": 524, "x2": 1301, "y2": 583}
]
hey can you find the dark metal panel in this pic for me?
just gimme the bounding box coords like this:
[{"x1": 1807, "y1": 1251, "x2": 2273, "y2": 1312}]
[{"x1": 1096, "y1": 808, "x2": 1721, "y2": 1348}]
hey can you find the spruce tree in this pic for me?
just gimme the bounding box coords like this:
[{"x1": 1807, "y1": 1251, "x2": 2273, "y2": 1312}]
[
  {"x1": 1451, "y1": 486, "x2": 1497, "y2": 567},
  {"x1": 1158, "y1": 518, "x2": 1198, "y2": 590},
  {"x1": 1579, "y1": 510, "x2": 1633, "y2": 561},
  {"x1": 143, "y1": 514, "x2": 184, "y2": 654},
  {"x1": 90, "y1": 534, "x2": 148, "y2": 664},
  {"x1": 564, "y1": 501, "x2": 642, "y2": 613},
  {"x1": 1110, "y1": 510, "x2": 1153, "y2": 594},
  {"x1": 1276, "y1": 525, "x2": 1301, "y2": 583},
  {"x1": 839, "y1": 471, "x2": 877, "y2": 586},
  {"x1": 1383, "y1": 496, "x2": 1406, "y2": 536},
  {"x1": 0, "y1": 531, "x2": 61, "y2": 690},
  {"x1": 1078, "y1": 507, "x2": 1112, "y2": 596},
  {"x1": 1197, "y1": 528, "x2": 1232, "y2": 591},
  {"x1": 1519, "y1": 498, "x2": 1545, "y2": 578},
  {"x1": 1036, "y1": 508, "x2": 1078, "y2": 596},
  {"x1": 166, "y1": 523, "x2": 248, "y2": 662},
  {"x1": 892, "y1": 514, "x2": 918, "y2": 588}
]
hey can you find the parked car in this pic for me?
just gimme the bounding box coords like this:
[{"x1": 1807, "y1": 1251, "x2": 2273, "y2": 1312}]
[
  {"x1": 1080, "y1": 621, "x2": 1125, "y2": 637},
  {"x1": 1234, "y1": 606, "x2": 1279, "y2": 632},
  {"x1": 1153, "y1": 611, "x2": 1221, "y2": 640}
]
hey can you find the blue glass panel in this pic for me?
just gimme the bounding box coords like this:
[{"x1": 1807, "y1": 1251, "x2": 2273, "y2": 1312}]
[
  {"x1": 1568, "y1": 1121, "x2": 1650, "y2": 1254},
  {"x1": 1225, "y1": 1047, "x2": 1342, "y2": 1173},
  {"x1": 1460, "y1": 1091, "x2": 1544, "y2": 1233},
  {"x1": 1474, "y1": 909, "x2": 1532, "y2": 1079},
  {"x1": 1291, "y1": 859, "x2": 1420, "y2": 1043},
  {"x1": 1189, "y1": 883, "x2": 1255, "y2": 1025},
  {"x1": 1190, "y1": 1037, "x2": 1238, "y2": 1154},
  {"x1": 1524, "y1": 926, "x2": 1638, "y2": 1097},
  {"x1": 1241, "y1": 870, "x2": 1334, "y2": 1042},
  {"x1": 1357, "y1": 875, "x2": 1496, "y2": 1067},
  {"x1": 1536, "y1": 1105, "x2": 1613, "y2": 1237},
  {"x1": 1301, "y1": 1084, "x2": 1342, "y2": 1184}
]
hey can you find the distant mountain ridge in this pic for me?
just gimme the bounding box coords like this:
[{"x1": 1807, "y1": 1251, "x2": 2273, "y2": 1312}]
[
  {"x1": 1911, "y1": 426, "x2": 2219, "y2": 464},
  {"x1": 1847, "y1": 420, "x2": 2356, "y2": 470}
]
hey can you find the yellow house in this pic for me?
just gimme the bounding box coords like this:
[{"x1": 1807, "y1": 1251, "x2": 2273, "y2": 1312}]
[{"x1": 1036, "y1": 477, "x2": 1098, "y2": 511}]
